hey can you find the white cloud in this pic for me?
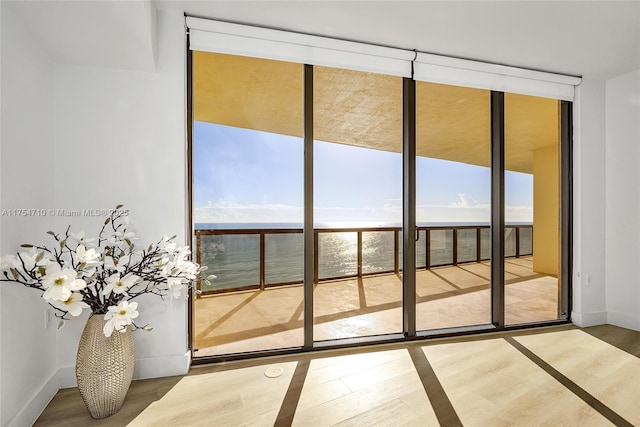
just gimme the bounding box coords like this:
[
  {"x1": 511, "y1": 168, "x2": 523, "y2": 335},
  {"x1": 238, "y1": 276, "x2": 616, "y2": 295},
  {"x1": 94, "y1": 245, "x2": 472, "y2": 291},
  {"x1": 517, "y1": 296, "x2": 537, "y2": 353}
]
[
  {"x1": 451, "y1": 193, "x2": 478, "y2": 207},
  {"x1": 194, "y1": 202, "x2": 303, "y2": 224},
  {"x1": 195, "y1": 200, "x2": 532, "y2": 225}
]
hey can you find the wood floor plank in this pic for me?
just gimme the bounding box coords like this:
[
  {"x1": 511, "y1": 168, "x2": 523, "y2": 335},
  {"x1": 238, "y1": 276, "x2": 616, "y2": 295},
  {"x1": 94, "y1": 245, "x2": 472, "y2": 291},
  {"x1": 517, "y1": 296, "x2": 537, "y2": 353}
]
[
  {"x1": 514, "y1": 330, "x2": 640, "y2": 426},
  {"x1": 292, "y1": 349, "x2": 439, "y2": 426},
  {"x1": 423, "y1": 338, "x2": 613, "y2": 426},
  {"x1": 35, "y1": 325, "x2": 637, "y2": 427},
  {"x1": 583, "y1": 324, "x2": 640, "y2": 357},
  {"x1": 127, "y1": 362, "x2": 296, "y2": 427}
]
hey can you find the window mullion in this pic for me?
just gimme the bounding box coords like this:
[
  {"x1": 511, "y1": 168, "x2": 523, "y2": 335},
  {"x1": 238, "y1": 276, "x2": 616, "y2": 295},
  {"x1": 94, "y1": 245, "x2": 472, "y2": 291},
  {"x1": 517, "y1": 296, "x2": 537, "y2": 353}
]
[
  {"x1": 491, "y1": 91, "x2": 505, "y2": 328},
  {"x1": 303, "y1": 64, "x2": 314, "y2": 348},
  {"x1": 403, "y1": 77, "x2": 417, "y2": 337}
]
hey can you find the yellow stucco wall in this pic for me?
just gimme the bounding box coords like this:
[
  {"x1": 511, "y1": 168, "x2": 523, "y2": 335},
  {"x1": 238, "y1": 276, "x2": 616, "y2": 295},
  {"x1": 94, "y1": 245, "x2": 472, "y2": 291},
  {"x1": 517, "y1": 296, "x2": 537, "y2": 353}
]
[{"x1": 533, "y1": 144, "x2": 560, "y2": 275}]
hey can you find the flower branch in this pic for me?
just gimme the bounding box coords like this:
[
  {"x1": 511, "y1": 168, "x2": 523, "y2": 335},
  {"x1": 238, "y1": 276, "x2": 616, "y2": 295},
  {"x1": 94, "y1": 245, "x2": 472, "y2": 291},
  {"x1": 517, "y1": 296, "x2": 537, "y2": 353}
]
[{"x1": 0, "y1": 205, "x2": 212, "y2": 337}]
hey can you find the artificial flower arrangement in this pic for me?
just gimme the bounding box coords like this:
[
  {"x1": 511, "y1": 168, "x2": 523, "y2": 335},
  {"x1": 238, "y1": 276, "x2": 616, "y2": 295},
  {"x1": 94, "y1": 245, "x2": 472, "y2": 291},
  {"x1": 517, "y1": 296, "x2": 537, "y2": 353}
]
[{"x1": 0, "y1": 205, "x2": 214, "y2": 337}]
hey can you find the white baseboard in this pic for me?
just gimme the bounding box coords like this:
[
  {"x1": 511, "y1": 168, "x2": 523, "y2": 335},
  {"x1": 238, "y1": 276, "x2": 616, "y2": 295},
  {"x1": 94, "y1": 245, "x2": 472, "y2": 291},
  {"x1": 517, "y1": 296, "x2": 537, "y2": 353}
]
[
  {"x1": 571, "y1": 310, "x2": 607, "y2": 327},
  {"x1": 58, "y1": 351, "x2": 191, "y2": 389},
  {"x1": 134, "y1": 351, "x2": 191, "y2": 380},
  {"x1": 56, "y1": 365, "x2": 76, "y2": 389},
  {"x1": 607, "y1": 310, "x2": 640, "y2": 331},
  {"x1": 7, "y1": 370, "x2": 59, "y2": 427}
]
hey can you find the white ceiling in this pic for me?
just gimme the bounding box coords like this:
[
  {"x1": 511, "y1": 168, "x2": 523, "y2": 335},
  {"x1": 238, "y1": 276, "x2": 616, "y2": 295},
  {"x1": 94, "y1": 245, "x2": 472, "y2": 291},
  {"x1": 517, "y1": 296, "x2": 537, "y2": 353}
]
[
  {"x1": 7, "y1": 0, "x2": 640, "y2": 80},
  {"x1": 6, "y1": 0, "x2": 157, "y2": 72}
]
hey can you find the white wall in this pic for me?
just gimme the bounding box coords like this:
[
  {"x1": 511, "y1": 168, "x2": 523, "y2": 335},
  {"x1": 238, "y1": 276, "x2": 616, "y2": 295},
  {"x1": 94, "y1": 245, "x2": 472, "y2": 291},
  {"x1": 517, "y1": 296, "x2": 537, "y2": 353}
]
[
  {"x1": 573, "y1": 71, "x2": 640, "y2": 332},
  {"x1": 0, "y1": 4, "x2": 60, "y2": 426},
  {"x1": 1, "y1": 5, "x2": 188, "y2": 424},
  {"x1": 572, "y1": 78, "x2": 608, "y2": 326},
  {"x1": 605, "y1": 69, "x2": 640, "y2": 331},
  {"x1": 52, "y1": 8, "x2": 188, "y2": 387}
]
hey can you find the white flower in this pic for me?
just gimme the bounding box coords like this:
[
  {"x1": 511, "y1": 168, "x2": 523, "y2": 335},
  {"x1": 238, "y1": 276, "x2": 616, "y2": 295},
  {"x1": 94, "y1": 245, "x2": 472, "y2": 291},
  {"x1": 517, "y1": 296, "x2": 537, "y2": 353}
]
[
  {"x1": 75, "y1": 245, "x2": 101, "y2": 266},
  {"x1": 17, "y1": 249, "x2": 50, "y2": 271},
  {"x1": 79, "y1": 266, "x2": 97, "y2": 278},
  {"x1": 161, "y1": 249, "x2": 199, "y2": 280},
  {"x1": 106, "y1": 230, "x2": 138, "y2": 251},
  {"x1": 166, "y1": 277, "x2": 185, "y2": 298},
  {"x1": 0, "y1": 254, "x2": 18, "y2": 271},
  {"x1": 102, "y1": 272, "x2": 139, "y2": 296},
  {"x1": 104, "y1": 255, "x2": 129, "y2": 273},
  {"x1": 50, "y1": 292, "x2": 89, "y2": 317},
  {"x1": 116, "y1": 229, "x2": 137, "y2": 241},
  {"x1": 42, "y1": 264, "x2": 85, "y2": 301},
  {"x1": 69, "y1": 231, "x2": 96, "y2": 248},
  {"x1": 164, "y1": 242, "x2": 177, "y2": 254},
  {"x1": 103, "y1": 301, "x2": 139, "y2": 337}
]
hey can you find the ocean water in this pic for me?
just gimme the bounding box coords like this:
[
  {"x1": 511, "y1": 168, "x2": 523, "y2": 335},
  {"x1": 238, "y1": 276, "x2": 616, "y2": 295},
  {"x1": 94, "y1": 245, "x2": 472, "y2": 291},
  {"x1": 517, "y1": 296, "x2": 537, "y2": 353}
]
[{"x1": 196, "y1": 223, "x2": 532, "y2": 291}]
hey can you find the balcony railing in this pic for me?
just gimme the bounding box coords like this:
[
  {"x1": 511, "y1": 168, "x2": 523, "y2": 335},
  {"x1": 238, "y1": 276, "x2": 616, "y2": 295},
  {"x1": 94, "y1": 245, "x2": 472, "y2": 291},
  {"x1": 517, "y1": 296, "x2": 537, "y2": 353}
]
[{"x1": 195, "y1": 225, "x2": 533, "y2": 295}]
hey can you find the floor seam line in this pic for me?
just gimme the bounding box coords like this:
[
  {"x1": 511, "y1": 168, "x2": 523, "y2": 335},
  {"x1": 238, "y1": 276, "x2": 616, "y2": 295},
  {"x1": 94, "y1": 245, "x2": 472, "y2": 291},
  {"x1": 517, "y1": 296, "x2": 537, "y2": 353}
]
[
  {"x1": 408, "y1": 345, "x2": 463, "y2": 427},
  {"x1": 274, "y1": 359, "x2": 310, "y2": 427},
  {"x1": 504, "y1": 336, "x2": 634, "y2": 427}
]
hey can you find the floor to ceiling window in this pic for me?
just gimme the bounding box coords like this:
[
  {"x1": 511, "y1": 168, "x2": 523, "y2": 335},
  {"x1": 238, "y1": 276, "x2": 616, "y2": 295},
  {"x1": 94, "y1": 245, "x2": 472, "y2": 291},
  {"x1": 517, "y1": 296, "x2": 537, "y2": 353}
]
[
  {"x1": 187, "y1": 17, "x2": 574, "y2": 360},
  {"x1": 415, "y1": 82, "x2": 492, "y2": 331},
  {"x1": 504, "y1": 93, "x2": 562, "y2": 325},
  {"x1": 313, "y1": 66, "x2": 403, "y2": 341},
  {"x1": 191, "y1": 52, "x2": 305, "y2": 356}
]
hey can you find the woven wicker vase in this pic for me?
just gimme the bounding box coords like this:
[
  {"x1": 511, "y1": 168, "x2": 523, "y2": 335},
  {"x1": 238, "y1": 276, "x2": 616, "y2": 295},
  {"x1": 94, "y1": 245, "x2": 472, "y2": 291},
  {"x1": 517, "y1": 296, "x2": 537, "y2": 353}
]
[{"x1": 75, "y1": 314, "x2": 135, "y2": 419}]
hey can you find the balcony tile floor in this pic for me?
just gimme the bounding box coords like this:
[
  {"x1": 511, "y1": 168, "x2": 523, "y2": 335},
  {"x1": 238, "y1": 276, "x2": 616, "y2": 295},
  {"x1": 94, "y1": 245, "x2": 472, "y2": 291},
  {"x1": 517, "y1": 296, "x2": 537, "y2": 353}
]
[{"x1": 194, "y1": 256, "x2": 559, "y2": 357}]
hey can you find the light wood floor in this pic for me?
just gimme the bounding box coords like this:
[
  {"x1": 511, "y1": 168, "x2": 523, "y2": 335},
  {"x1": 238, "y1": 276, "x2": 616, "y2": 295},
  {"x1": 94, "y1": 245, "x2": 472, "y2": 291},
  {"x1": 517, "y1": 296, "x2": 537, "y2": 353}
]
[
  {"x1": 36, "y1": 324, "x2": 640, "y2": 426},
  {"x1": 194, "y1": 257, "x2": 560, "y2": 356}
]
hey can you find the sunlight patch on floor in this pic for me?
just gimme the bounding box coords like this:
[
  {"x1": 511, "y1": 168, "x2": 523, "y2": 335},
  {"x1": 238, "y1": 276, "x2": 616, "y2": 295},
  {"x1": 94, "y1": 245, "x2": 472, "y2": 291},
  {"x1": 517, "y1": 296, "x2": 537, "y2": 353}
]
[{"x1": 128, "y1": 362, "x2": 297, "y2": 426}]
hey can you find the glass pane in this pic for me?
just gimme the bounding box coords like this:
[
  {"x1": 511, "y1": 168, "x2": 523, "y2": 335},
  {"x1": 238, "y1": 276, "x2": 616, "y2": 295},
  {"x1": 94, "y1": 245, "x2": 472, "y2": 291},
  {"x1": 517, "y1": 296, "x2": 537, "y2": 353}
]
[
  {"x1": 362, "y1": 231, "x2": 396, "y2": 274},
  {"x1": 192, "y1": 52, "x2": 304, "y2": 355},
  {"x1": 480, "y1": 228, "x2": 491, "y2": 260},
  {"x1": 430, "y1": 229, "x2": 454, "y2": 267},
  {"x1": 505, "y1": 228, "x2": 517, "y2": 258},
  {"x1": 416, "y1": 82, "x2": 491, "y2": 330},
  {"x1": 457, "y1": 229, "x2": 478, "y2": 264},
  {"x1": 198, "y1": 234, "x2": 260, "y2": 291},
  {"x1": 416, "y1": 230, "x2": 427, "y2": 268},
  {"x1": 317, "y1": 232, "x2": 357, "y2": 279},
  {"x1": 314, "y1": 66, "x2": 403, "y2": 341},
  {"x1": 265, "y1": 233, "x2": 303, "y2": 284},
  {"x1": 505, "y1": 93, "x2": 561, "y2": 325},
  {"x1": 519, "y1": 227, "x2": 533, "y2": 255}
]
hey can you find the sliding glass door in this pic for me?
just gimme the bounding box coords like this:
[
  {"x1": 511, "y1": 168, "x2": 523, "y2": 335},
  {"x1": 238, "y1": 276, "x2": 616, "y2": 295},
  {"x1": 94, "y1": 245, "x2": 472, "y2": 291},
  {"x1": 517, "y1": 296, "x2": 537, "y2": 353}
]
[
  {"x1": 313, "y1": 66, "x2": 403, "y2": 341},
  {"x1": 415, "y1": 82, "x2": 492, "y2": 331},
  {"x1": 189, "y1": 47, "x2": 572, "y2": 359},
  {"x1": 191, "y1": 52, "x2": 305, "y2": 356},
  {"x1": 504, "y1": 93, "x2": 563, "y2": 325}
]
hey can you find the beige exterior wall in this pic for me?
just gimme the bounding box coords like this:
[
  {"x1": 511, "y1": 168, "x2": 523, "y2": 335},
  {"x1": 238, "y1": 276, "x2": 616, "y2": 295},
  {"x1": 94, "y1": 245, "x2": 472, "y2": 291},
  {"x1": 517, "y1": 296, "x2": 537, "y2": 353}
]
[{"x1": 533, "y1": 144, "x2": 560, "y2": 275}]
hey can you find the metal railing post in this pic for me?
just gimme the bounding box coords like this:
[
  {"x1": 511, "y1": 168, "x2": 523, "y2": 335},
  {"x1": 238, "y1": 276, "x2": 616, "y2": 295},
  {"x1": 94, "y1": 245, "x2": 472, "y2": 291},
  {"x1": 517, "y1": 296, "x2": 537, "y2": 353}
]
[
  {"x1": 394, "y1": 230, "x2": 400, "y2": 274},
  {"x1": 426, "y1": 229, "x2": 431, "y2": 269},
  {"x1": 476, "y1": 228, "x2": 481, "y2": 263},
  {"x1": 260, "y1": 232, "x2": 265, "y2": 289},
  {"x1": 452, "y1": 228, "x2": 458, "y2": 266},
  {"x1": 357, "y1": 231, "x2": 363, "y2": 277},
  {"x1": 314, "y1": 230, "x2": 319, "y2": 283}
]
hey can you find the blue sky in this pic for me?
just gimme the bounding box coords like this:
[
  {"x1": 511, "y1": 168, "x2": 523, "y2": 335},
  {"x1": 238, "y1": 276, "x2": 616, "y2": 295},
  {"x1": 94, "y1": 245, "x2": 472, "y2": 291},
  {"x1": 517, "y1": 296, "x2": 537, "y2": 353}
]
[{"x1": 193, "y1": 122, "x2": 533, "y2": 225}]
